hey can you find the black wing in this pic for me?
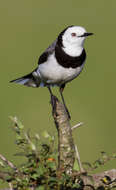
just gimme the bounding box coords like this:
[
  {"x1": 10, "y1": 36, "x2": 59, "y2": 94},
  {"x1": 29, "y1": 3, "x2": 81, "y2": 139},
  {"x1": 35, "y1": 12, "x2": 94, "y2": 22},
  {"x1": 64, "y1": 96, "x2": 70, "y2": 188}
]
[{"x1": 38, "y1": 39, "x2": 57, "y2": 65}]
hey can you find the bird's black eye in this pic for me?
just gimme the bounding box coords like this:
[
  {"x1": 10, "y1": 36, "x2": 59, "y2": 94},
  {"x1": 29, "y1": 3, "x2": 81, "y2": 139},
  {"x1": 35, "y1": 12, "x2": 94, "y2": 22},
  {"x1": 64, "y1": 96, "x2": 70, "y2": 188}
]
[{"x1": 71, "y1": 33, "x2": 76, "y2": 37}]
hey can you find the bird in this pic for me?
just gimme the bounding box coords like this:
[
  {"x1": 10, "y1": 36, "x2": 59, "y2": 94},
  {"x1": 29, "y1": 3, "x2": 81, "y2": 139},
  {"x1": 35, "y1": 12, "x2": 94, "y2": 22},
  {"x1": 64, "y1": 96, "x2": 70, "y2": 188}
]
[{"x1": 10, "y1": 25, "x2": 93, "y2": 119}]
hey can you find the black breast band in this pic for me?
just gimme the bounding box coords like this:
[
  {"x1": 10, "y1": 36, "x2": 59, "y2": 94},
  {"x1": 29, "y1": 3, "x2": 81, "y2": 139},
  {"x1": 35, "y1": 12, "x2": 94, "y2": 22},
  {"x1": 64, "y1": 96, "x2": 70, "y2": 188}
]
[{"x1": 55, "y1": 45, "x2": 86, "y2": 68}]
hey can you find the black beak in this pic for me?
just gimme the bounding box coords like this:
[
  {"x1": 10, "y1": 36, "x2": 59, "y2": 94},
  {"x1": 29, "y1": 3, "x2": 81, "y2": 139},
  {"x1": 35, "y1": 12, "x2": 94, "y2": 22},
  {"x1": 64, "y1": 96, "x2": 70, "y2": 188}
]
[{"x1": 79, "y1": 32, "x2": 94, "y2": 37}]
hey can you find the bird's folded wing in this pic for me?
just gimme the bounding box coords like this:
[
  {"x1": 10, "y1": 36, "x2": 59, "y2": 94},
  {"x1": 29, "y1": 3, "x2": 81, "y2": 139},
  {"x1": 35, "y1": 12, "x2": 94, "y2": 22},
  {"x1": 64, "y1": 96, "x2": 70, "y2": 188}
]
[{"x1": 38, "y1": 39, "x2": 57, "y2": 65}]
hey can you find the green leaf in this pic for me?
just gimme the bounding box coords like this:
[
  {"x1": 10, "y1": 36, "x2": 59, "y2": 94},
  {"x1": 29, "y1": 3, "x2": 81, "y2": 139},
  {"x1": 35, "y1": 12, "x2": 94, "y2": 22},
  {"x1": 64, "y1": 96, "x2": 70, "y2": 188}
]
[
  {"x1": 101, "y1": 151, "x2": 108, "y2": 159},
  {"x1": 47, "y1": 161, "x2": 56, "y2": 170},
  {"x1": 10, "y1": 116, "x2": 24, "y2": 130},
  {"x1": 31, "y1": 173, "x2": 38, "y2": 180},
  {"x1": 0, "y1": 161, "x2": 5, "y2": 167},
  {"x1": 74, "y1": 160, "x2": 80, "y2": 171},
  {"x1": 112, "y1": 152, "x2": 116, "y2": 158},
  {"x1": 36, "y1": 165, "x2": 46, "y2": 176},
  {"x1": 35, "y1": 186, "x2": 44, "y2": 190},
  {"x1": 94, "y1": 159, "x2": 104, "y2": 168},
  {"x1": 48, "y1": 176, "x2": 58, "y2": 186},
  {"x1": 42, "y1": 131, "x2": 50, "y2": 138},
  {"x1": 29, "y1": 142, "x2": 36, "y2": 151},
  {"x1": 35, "y1": 133, "x2": 40, "y2": 140},
  {"x1": 82, "y1": 162, "x2": 92, "y2": 169}
]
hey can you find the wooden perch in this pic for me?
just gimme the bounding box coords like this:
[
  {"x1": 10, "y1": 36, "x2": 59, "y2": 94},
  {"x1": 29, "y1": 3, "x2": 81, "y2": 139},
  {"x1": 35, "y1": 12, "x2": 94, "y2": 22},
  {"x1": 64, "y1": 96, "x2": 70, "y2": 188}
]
[
  {"x1": 79, "y1": 169, "x2": 116, "y2": 189},
  {"x1": 50, "y1": 95, "x2": 75, "y2": 174}
]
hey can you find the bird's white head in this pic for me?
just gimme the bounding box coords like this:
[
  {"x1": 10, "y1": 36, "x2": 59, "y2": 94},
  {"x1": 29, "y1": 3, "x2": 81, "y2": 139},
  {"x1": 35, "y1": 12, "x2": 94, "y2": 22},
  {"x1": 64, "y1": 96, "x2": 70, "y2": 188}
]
[{"x1": 60, "y1": 26, "x2": 93, "y2": 57}]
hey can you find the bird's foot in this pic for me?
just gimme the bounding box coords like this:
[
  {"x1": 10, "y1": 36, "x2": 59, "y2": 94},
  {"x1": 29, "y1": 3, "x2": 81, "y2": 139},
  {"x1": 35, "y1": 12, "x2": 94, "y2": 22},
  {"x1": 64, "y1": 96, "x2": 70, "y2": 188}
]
[
  {"x1": 50, "y1": 94, "x2": 71, "y2": 120},
  {"x1": 50, "y1": 95, "x2": 58, "y2": 116}
]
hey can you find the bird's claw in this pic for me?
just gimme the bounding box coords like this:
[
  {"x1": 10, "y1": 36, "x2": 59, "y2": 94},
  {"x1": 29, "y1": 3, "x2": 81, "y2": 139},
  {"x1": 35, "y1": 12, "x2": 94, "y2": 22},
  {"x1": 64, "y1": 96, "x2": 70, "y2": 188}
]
[
  {"x1": 50, "y1": 94, "x2": 71, "y2": 120},
  {"x1": 50, "y1": 95, "x2": 58, "y2": 116}
]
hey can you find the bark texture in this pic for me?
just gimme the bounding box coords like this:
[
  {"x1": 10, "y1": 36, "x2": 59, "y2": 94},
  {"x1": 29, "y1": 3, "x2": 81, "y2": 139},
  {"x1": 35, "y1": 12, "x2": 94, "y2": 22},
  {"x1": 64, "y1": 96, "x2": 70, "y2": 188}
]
[{"x1": 51, "y1": 96, "x2": 75, "y2": 174}]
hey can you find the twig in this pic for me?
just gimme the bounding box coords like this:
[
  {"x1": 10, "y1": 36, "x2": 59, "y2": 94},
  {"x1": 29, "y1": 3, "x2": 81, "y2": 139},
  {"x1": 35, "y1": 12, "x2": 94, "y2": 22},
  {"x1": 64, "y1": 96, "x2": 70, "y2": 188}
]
[
  {"x1": 0, "y1": 171, "x2": 10, "y2": 181},
  {"x1": 71, "y1": 122, "x2": 84, "y2": 130},
  {"x1": 8, "y1": 183, "x2": 13, "y2": 190},
  {"x1": 0, "y1": 154, "x2": 16, "y2": 170},
  {"x1": 75, "y1": 144, "x2": 85, "y2": 173}
]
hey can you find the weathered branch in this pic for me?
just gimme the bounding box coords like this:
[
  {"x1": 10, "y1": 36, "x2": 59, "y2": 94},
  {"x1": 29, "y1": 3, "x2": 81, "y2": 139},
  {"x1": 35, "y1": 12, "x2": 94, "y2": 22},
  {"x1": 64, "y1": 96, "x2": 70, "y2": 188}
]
[
  {"x1": 75, "y1": 144, "x2": 85, "y2": 173},
  {"x1": 93, "y1": 169, "x2": 116, "y2": 188},
  {"x1": 71, "y1": 122, "x2": 84, "y2": 130},
  {"x1": 78, "y1": 169, "x2": 116, "y2": 189},
  {"x1": 0, "y1": 154, "x2": 16, "y2": 170},
  {"x1": 0, "y1": 171, "x2": 10, "y2": 181},
  {"x1": 50, "y1": 96, "x2": 75, "y2": 174}
]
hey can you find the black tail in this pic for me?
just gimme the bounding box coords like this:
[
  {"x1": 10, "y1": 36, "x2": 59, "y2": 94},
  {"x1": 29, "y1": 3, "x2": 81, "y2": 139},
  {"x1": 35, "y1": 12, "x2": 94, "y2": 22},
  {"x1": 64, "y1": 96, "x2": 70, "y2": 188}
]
[{"x1": 10, "y1": 71, "x2": 41, "y2": 88}]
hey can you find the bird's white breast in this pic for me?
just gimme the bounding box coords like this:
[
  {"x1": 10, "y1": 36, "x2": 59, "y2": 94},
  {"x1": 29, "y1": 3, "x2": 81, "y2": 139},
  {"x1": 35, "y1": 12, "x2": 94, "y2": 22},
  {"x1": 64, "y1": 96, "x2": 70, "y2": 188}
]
[{"x1": 37, "y1": 53, "x2": 85, "y2": 85}]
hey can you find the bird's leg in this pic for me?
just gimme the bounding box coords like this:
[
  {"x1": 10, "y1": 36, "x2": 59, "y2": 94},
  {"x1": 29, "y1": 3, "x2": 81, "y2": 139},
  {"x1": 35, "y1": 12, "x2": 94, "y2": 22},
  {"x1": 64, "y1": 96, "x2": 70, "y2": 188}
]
[
  {"x1": 59, "y1": 84, "x2": 71, "y2": 120},
  {"x1": 47, "y1": 86, "x2": 58, "y2": 116}
]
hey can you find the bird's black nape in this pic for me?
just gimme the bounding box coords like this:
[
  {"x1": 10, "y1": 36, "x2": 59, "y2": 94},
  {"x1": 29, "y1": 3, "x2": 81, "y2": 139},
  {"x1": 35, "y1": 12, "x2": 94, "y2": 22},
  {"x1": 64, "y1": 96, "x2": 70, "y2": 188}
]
[{"x1": 57, "y1": 25, "x2": 74, "y2": 47}]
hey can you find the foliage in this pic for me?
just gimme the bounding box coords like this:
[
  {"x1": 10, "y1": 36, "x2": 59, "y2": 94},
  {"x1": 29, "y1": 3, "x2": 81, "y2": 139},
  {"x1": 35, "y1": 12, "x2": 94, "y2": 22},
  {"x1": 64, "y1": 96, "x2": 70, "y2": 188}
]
[
  {"x1": 0, "y1": 117, "x2": 116, "y2": 190},
  {"x1": 82, "y1": 151, "x2": 116, "y2": 172}
]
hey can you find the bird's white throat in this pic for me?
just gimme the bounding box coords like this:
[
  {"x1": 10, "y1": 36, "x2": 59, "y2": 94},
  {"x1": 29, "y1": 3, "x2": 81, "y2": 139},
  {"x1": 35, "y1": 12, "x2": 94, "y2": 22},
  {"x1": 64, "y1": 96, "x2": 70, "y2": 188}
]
[{"x1": 63, "y1": 44, "x2": 83, "y2": 57}]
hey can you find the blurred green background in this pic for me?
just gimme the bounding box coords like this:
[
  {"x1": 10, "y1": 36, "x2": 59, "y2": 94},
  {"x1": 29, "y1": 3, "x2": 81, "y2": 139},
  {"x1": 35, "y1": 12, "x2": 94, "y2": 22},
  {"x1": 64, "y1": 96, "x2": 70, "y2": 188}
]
[{"x1": 0, "y1": 0, "x2": 116, "y2": 187}]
